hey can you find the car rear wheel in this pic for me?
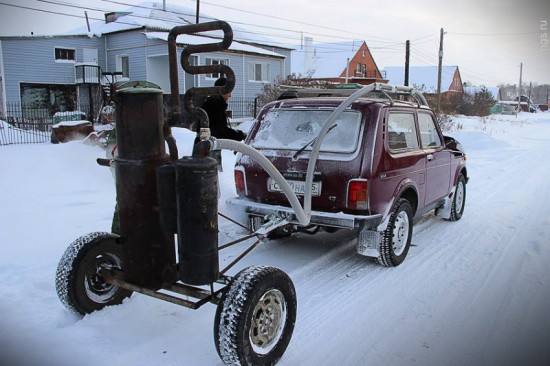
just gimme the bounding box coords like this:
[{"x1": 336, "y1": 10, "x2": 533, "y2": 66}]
[{"x1": 377, "y1": 198, "x2": 413, "y2": 267}]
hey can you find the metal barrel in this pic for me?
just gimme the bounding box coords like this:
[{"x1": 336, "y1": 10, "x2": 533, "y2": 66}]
[
  {"x1": 115, "y1": 81, "x2": 177, "y2": 289},
  {"x1": 175, "y1": 156, "x2": 219, "y2": 285},
  {"x1": 156, "y1": 164, "x2": 177, "y2": 234}
]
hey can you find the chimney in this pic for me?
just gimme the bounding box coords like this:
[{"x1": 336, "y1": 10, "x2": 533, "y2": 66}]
[{"x1": 304, "y1": 37, "x2": 315, "y2": 77}]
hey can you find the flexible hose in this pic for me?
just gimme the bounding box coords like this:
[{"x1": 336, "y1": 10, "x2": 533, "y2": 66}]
[{"x1": 212, "y1": 139, "x2": 310, "y2": 225}]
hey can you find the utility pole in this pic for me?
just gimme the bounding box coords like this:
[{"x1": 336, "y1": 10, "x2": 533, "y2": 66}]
[
  {"x1": 517, "y1": 62, "x2": 523, "y2": 114},
  {"x1": 196, "y1": 0, "x2": 200, "y2": 24},
  {"x1": 437, "y1": 28, "x2": 444, "y2": 112},
  {"x1": 405, "y1": 40, "x2": 410, "y2": 86}
]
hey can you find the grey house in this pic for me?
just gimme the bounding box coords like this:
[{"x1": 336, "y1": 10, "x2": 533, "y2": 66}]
[{"x1": 0, "y1": 2, "x2": 292, "y2": 121}]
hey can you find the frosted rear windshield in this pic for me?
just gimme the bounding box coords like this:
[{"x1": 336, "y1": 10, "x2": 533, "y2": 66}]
[{"x1": 251, "y1": 108, "x2": 362, "y2": 153}]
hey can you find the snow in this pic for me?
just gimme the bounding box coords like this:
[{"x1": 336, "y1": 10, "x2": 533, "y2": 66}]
[
  {"x1": 384, "y1": 66, "x2": 459, "y2": 93},
  {"x1": 1, "y1": 112, "x2": 550, "y2": 366}
]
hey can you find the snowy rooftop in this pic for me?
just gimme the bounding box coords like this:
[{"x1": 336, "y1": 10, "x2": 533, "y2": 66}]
[
  {"x1": 62, "y1": 1, "x2": 290, "y2": 51},
  {"x1": 292, "y1": 40, "x2": 367, "y2": 78},
  {"x1": 144, "y1": 32, "x2": 284, "y2": 58},
  {"x1": 383, "y1": 66, "x2": 459, "y2": 93}
]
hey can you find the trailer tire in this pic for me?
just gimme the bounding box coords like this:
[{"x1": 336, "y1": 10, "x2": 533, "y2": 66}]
[
  {"x1": 55, "y1": 232, "x2": 132, "y2": 316},
  {"x1": 214, "y1": 266, "x2": 297, "y2": 366}
]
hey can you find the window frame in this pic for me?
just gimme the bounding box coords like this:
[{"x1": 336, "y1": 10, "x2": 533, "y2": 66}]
[
  {"x1": 417, "y1": 112, "x2": 443, "y2": 148},
  {"x1": 205, "y1": 57, "x2": 229, "y2": 80},
  {"x1": 116, "y1": 55, "x2": 130, "y2": 79},
  {"x1": 54, "y1": 47, "x2": 76, "y2": 63},
  {"x1": 386, "y1": 111, "x2": 420, "y2": 152},
  {"x1": 249, "y1": 62, "x2": 269, "y2": 82}
]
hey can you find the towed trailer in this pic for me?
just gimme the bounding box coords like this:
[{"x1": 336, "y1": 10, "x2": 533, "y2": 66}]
[{"x1": 55, "y1": 21, "x2": 298, "y2": 366}]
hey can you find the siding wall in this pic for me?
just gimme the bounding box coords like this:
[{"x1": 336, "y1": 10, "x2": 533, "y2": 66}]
[
  {"x1": 1, "y1": 30, "x2": 290, "y2": 106},
  {"x1": 1, "y1": 36, "x2": 105, "y2": 102}
]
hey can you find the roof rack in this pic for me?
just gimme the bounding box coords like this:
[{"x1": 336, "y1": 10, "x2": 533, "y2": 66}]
[{"x1": 288, "y1": 83, "x2": 428, "y2": 107}]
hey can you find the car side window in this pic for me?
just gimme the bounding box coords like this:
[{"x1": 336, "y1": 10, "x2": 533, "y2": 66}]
[
  {"x1": 418, "y1": 113, "x2": 442, "y2": 148},
  {"x1": 387, "y1": 112, "x2": 419, "y2": 151}
]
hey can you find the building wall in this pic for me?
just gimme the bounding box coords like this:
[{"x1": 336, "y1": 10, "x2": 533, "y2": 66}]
[
  {"x1": 339, "y1": 42, "x2": 382, "y2": 80},
  {"x1": 1, "y1": 30, "x2": 288, "y2": 115},
  {"x1": 0, "y1": 36, "x2": 105, "y2": 102},
  {"x1": 448, "y1": 68, "x2": 464, "y2": 93}
]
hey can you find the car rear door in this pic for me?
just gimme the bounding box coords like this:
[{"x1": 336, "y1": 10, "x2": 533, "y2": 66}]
[{"x1": 418, "y1": 111, "x2": 451, "y2": 205}]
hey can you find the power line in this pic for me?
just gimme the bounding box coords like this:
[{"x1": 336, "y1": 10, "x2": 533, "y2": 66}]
[{"x1": 447, "y1": 31, "x2": 539, "y2": 36}]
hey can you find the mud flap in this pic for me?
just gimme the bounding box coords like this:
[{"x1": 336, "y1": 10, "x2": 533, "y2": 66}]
[
  {"x1": 356, "y1": 222, "x2": 381, "y2": 258},
  {"x1": 435, "y1": 186, "x2": 456, "y2": 219}
]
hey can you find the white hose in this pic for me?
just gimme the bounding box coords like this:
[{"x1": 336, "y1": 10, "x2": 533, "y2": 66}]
[
  {"x1": 212, "y1": 139, "x2": 310, "y2": 225},
  {"x1": 213, "y1": 83, "x2": 379, "y2": 226}
]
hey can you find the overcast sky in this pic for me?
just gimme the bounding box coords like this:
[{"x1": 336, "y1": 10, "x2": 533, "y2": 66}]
[{"x1": 0, "y1": 0, "x2": 548, "y2": 86}]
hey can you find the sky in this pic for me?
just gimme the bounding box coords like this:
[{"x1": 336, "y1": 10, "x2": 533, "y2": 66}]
[{"x1": 0, "y1": 0, "x2": 548, "y2": 86}]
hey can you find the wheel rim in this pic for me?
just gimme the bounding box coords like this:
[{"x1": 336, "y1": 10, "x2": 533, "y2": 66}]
[
  {"x1": 84, "y1": 253, "x2": 121, "y2": 303},
  {"x1": 250, "y1": 289, "x2": 287, "y2": 355},
  {"x1": 392, "y1": 211, "x2": 410, "y2": 256},
  {"x1": 455, "y1": 181, "x2": 465, "y2": 214}
]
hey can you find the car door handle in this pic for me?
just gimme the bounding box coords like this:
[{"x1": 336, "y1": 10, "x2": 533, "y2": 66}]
[{"x1": 426, "y1": 154, "x2": 434, "y2": 161}]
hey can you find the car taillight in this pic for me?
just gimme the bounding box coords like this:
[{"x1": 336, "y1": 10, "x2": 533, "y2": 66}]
[
  {"x1": 348, "y1": 180, "x2": 368, "y2": 210},
  {"x1": 235, "y1": 169, "x2": 246, "y2": 195}
]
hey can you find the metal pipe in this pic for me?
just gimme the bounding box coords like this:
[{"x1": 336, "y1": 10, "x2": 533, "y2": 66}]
[{"x1": 167, "y1": 21, "x2": 235, "y2": 128}]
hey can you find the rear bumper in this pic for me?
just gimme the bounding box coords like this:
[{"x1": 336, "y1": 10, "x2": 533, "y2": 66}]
[{"x1": 226, "y1": 196, "x2": 382, "y2": 230}]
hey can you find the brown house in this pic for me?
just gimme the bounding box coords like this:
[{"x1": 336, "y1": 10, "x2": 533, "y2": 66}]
[{"x1": 291, "y1": 38, "x2": 387, "y2": 85}]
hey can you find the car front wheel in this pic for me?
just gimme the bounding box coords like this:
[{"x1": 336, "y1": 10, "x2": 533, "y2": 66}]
[{"x1": 448, "y1": 174, "x2": 466, "y2": 221}]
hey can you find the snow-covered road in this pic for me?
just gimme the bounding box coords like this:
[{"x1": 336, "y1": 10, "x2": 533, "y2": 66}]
[{"x1": 1, "y1": 112, "x2": 549, "y2": 366}]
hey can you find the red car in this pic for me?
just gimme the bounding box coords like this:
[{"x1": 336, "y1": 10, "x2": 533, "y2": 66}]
[{"x1": 227, "y1": 85, "x2": 468, "y2": 266}]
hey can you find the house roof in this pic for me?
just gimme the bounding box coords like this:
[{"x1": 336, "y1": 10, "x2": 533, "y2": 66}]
[
  {"x1": 64, "y1": 2, "x2": 291, "y2": 50},
  {"x1": 144, "y1": 32, "x2": 285, "y2": 58},
  {"x1": 383, "y1": 66, "x2": 459, "y2": 93},
  {"x1": 292, "y1": 40, "x2": 368, "y2": 78}
]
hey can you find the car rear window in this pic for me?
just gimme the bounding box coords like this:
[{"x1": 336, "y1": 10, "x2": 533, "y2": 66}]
[{"x1": 251, "y1": 108, "x2": 362, "y2": 153}]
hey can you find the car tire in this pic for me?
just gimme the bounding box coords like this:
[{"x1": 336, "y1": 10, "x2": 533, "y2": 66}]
[
  {"x1": 377, "y1": 198, "x2": 413, "y2": 267},
  {"x1": 55, "y1": 232, "x2": 132, "y2": 316},
  {"x1": 448, "y1": 174, "x2": 466, "y2": 221},
  {"x1": 214, "y1": 265, "x2": 297, "y2": 366}
]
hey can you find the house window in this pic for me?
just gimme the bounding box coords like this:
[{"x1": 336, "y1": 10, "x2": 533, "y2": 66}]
[
  {"x1": 249, "y1": 62, "x2": 269, "y2": 82},
  {"x1": 55, "y1": 48, "x2": 75, "y2": 62},
  {"x1": 205, "y1": 58, "x2": 229, "y2": 79},
  {"x1": 116, "y1": 55, "x2": 129, "y2": 78}
]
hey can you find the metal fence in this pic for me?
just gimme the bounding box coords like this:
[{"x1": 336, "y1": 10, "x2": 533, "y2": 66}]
[
  {"x1": 1, "y1": 96, "x2": 258, "y2": 146},
  {"x1": 228, "y1": 96, "x2": 257, "y2": 119},
  {"x1": 1, "y1": 102, "x2": 53, "y2": 145}
]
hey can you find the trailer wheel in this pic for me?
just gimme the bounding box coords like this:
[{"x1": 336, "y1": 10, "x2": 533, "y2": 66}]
[
  {"x1": 214, "y1": 266, "x2": 297, "y2": 366},
  {"x1": 55, "y1": 232, "x2": 132, "y2": 316},
  {"x1": 377, "y1": 198, "x2": 413, "y2": 267}
]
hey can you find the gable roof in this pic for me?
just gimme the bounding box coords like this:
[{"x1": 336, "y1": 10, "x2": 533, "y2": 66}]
[
  {"x1": 144, "y1": 32, "x2": 285, "y2": 58},
  {"x1": 383, "y1": 66, "x2": 460, "y2": 93},
  {"x1": 64, "y1": 1, "x2": 291, "y2": 50},
  {"x1": 292, "y1": 40, "x2": 370, "y2": 78}
]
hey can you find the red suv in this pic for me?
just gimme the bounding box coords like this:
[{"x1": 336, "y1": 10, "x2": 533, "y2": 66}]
[{"x1": 227, "y1": 84, "x2": 467, "y2": 266}]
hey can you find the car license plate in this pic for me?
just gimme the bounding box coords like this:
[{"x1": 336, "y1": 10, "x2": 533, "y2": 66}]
[{"x1": 268, "y1": 178, "x2": 321, "y2": 196}]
